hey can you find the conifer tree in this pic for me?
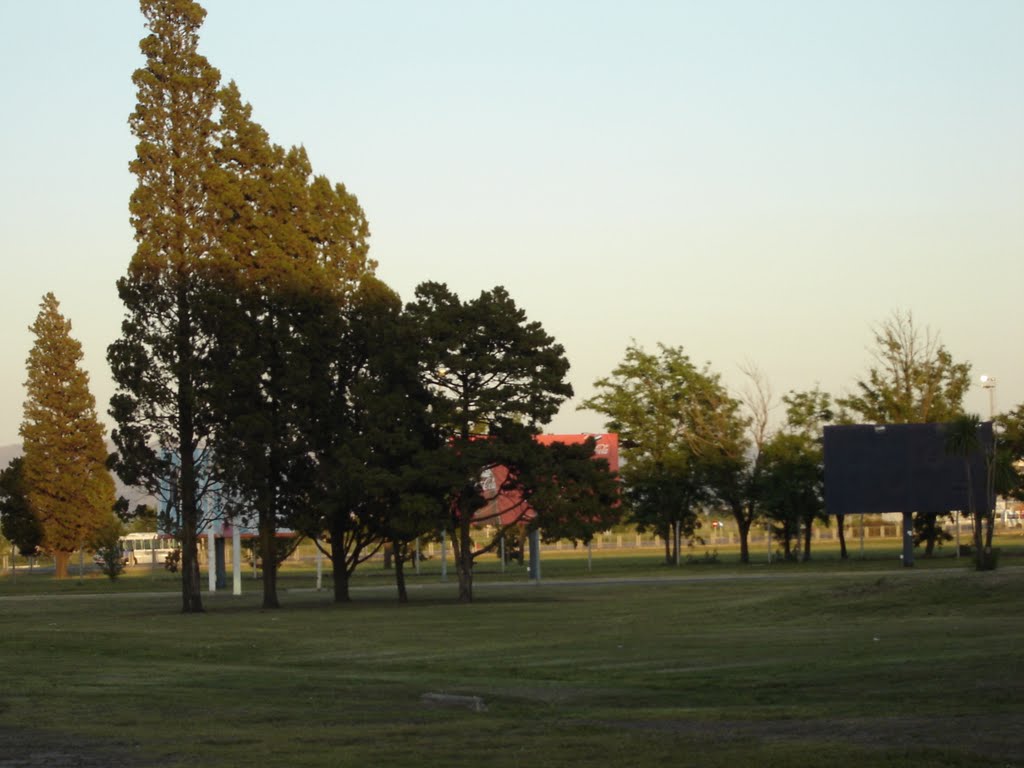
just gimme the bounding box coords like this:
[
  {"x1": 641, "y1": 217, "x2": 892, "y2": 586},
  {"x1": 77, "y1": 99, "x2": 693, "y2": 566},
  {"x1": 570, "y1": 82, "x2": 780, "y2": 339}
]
[
  {"x1": 21, "y1": 294, "x2": 117, "y2": 579},
  {"x1": 202, "y1": 82, "x2": 373, "y2": 609},
  {"x1": 108, "y1": 0, "x2": 221, "y2": 611}
]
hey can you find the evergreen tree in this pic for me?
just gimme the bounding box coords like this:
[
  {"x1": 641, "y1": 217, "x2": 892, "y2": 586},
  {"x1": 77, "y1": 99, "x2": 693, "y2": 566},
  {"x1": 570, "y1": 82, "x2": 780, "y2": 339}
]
[
  {"x1": 202, "y1": 82, "x2": 373, "y2": 609},
  {"x1": 406, "y1": 282, "x2": 573, "y2": 602},
  {"x1": 21, "y1": 294, "x2": 116, "y2": 579},
  {"x1": 108, "y1": 0, "x2": 222, "y2": 612}
]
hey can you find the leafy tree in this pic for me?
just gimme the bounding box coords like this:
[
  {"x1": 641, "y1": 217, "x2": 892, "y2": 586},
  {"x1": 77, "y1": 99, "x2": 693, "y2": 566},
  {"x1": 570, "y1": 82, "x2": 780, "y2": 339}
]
[
  {"x1": 837, "y1": 310, "x2": 971, "y2": 555},
  {"x1": 994, "y1": 404, "x2": 1024, "y2": 503},
  {"x1": 837, "y1": 310, "x2": 971, "y2": 423},
  {"x1": 291, "y1": 278, "x2": 418, "y2": 604},
  {"x1": 759, "y1": 432, "x2": 824, "y2": 561},
  {"x1": 944, "y1": 414, "x2": 996, "y2": 570},
  {"x1": 406, "y1": 282, "x2": 573, "y2": 602},
  {"x1": 523, "y1": 438, "x2": 621, "y2": 546},
  {"x1": 200, "y1": 81, "x2": 372, "y2": 609},
  {"x1": 108, "y1": 0, "x2": 222, "y2": 612},
  {"x1": 0, "y1": 458, "x2": 43, "y2": 557},
  {"x1": 702, "y1": 364, "x2": 767, "y2": 564},
  {"x1": 582, "y1": 343, "x2": 740, "y2": 564},
  {"x1": 21, "y1": 294, "x2": 117, "y2": 579},
  {"x1": 780, "y1": 387, "x2": 839, "y2": 558}
]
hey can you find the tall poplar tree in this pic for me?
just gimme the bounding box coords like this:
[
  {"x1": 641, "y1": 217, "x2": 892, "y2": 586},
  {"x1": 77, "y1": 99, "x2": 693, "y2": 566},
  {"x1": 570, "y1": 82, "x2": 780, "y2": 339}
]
[
  {"x1": 108, "y1": 0, "x2": 221, "y2": 611},
  {"x1": 21, "y1": 294, "x2": 117, "y2": 579}
]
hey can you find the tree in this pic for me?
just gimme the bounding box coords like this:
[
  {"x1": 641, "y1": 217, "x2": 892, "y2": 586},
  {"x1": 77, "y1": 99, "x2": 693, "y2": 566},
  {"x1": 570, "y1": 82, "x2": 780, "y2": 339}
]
[
  {"x1": 582, "y1": 343, "x2": 742, "y2": 565},
  {"x1": 994, "y1": 404, "x2": 1024, "y2": 503},
  {"x1": 108, "y1": 0, "x2": 222, "y2": 612},
  {"x1": 759, "y1": 432, "x2": 824, "y2": 561},
  {"x1": 837, "y1": 310, "x2": 971, "y2": 424},
  {"x1": 406, "y1": 282, "x2": 573, "y2": 602},
  {"x1": 837, "y1": 310, "x2": 971, "y2": 555},
  {"x1": 781, "y1": 386, "x2": 839, "y2": 558},
  {"x1": 200, "y1": 82, "x2": 373, "y2": 609},
  {"x1": 0, "y1": 458, "x2": 43, "y2": 557},
  {"x1": 702, "y1": 364, "x2": 768, "y2": 564},
  {"x1": 944, "y1": 414, "x2": 996, "y2": 570},
  {"x1": 292, "y1": 278, "x2": 414, "y2": 604},
  {"x1": 21, "y1": 294, "x2": 117, "y2": 579}
]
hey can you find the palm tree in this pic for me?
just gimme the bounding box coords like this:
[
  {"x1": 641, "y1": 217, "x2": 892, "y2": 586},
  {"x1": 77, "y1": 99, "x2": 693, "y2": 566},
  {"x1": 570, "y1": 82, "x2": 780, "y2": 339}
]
[{"x1": 944, "y1": 414, "x2": 994, "y2": 570}]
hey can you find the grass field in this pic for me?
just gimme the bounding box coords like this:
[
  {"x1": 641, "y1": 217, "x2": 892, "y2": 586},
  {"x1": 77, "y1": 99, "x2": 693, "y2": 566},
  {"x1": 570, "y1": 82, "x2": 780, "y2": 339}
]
[{"x1": 0, "y1": 550, "x2": 1022, "y2": 767}]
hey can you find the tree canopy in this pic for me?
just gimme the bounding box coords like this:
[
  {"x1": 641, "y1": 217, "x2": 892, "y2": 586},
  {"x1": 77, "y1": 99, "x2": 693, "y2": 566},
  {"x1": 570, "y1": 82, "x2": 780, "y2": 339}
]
[
  {"x1": 22, "y1": 294, "x2": 117, "y2": 578},
  {"x1": 582, "y1": 343, "x2": 742, "y2": 564}
]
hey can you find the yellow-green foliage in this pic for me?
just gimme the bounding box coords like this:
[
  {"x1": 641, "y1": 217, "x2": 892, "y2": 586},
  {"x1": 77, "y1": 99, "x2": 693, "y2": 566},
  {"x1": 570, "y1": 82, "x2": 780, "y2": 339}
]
[{"x1": 20, "y1": 293, "x2": 117, "y2": 577}]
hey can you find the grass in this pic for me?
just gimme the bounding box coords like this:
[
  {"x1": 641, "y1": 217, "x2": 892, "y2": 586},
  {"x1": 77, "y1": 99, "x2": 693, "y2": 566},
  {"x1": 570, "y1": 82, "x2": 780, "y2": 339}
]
[{"x1": 0, "y1": 550, "x2": 1022, "y2": 767}]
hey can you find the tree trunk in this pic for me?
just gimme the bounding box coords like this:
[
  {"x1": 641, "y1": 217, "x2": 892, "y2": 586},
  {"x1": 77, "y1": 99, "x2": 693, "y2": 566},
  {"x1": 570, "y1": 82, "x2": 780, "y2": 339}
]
[
  {"x1": 801, "y1": 517, "x2": 813, "y2": 562},
  {"x1": 54, "y1": 551, "x2": 70, "y2": 580},
  {"x1": 394, "y1": 541, "x2": 408, "y2": 604},
  {"x1": 733, "y1": 504, "x2": 751, "y2": 564},
  {"x1": 176, "y1": 292, "x2": 204, "y2": 614},
  {"x1": 260, "y1": 509, "x2": 280, "y2": 609},
  {"x1": 455, "y1": 517, "x2": 474, "y2": 603},
  {"x1": 837, "y1": 513, "x2": 848, "y2": 559},
  {"x1": 662, "y1": 528, "x2": 672, "y2": 566}
]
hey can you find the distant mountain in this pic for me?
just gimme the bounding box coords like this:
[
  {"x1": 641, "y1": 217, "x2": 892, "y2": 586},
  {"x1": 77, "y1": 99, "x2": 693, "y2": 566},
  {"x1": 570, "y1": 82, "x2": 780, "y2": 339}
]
[{"x1": 0, "y1": 442, "x2": 152, "y2": 508}]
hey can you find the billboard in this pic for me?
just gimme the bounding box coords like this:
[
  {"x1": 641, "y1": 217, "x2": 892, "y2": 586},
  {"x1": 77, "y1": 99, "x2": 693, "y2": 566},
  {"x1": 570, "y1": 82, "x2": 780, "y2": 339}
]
[
  {"x1": 823, "y1": 422, "x2": 992, "y2": 517},
  {"x1": 480, "y1": 433, "x2": 618, "y2": 527}
]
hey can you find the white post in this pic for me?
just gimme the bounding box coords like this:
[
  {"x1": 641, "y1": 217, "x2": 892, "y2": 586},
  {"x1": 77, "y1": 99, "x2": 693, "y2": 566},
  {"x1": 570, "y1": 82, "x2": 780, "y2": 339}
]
[
  {"x1": 232, "y1": 521, "x2": 242, "y2": 596},
  {"x1": 207, "y1": 527, "x2": 216, "y2": 592}
]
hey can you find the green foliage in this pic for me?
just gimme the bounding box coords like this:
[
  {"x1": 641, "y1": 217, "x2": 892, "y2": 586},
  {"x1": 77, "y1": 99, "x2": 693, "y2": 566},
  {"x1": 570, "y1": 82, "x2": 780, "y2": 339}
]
[
  {"x1": 109, "y1": 0, "x2": 225, "y2": 612},
  {"x1": 524, "y1": 438, "x2": 621, "y2": 545},
  {"x1": 90, "y1": 520, "x2": 127, "y2": 580},
  {"x1": 405, "y1": 282, "x2": 575, "y2": 601},
  {"x1": 21, "y1": 294, "x2": 117, "y2": 579},
  {"x1": 0, "y1": 457, "x2": 43, "y2": 557},
  {"x1": 944, "y1": 414, "x2": 997, "y2": 570},
  {"x1": 758, "y1": 432, "x2": 824, "y2": 560},
  {"x1": 582, "y1": 343, "x2": 743, "y2": 563},
  {"x1": 995, "y1": 404, "x2": 1024, "y2": 501},
  {"x1": 836, "y1": 309, "x2": 971, "y2": 424}
]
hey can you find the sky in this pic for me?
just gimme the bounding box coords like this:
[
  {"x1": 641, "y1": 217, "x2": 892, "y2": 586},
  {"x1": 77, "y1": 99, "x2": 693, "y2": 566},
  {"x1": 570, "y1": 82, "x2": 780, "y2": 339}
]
[{"x1": 1, "y1": 0, "x2": 1022, "y2": 446}]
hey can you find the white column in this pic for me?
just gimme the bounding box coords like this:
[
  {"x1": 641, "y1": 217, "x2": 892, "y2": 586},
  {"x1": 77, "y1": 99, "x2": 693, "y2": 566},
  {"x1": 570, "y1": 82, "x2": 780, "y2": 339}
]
[
  {"x1": 232, "y1": 521, "x2": 242, "y2": 596},
  {"x1": 207, "y1": 527, "x2": 216, "y2": 592}
]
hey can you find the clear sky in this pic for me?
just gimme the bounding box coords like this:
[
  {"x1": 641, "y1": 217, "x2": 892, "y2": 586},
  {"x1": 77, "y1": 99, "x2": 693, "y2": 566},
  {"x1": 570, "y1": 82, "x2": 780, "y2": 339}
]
[{"x1": 1, "y1": 0, "x2": 1021, "y2": 446}]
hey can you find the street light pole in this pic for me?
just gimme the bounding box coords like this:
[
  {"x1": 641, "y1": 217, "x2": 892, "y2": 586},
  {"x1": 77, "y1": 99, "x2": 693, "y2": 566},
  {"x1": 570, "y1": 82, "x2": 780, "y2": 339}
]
[{"x1": 980, "y1": 375, "x2": 996, "y2": 420}]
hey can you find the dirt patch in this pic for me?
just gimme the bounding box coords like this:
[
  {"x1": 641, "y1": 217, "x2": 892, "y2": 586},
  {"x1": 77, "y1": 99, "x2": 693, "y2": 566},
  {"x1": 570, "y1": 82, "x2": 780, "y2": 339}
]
[
  {"x1": 0, "y1": 728, "x2": 155, "y2": 768},
  {"x1": 601, "y1": 714, "x2": 1024, "y2": 763}
]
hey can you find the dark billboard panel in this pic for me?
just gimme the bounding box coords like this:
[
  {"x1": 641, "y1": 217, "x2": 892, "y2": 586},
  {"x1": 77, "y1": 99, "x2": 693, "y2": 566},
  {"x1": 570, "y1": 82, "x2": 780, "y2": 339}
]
[{"x1": 823, "y1": 422, "x2": 992, "y2": 517}]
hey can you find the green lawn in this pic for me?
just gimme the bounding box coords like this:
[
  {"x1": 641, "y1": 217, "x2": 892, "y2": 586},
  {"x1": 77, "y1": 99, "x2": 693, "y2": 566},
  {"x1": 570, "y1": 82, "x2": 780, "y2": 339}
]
[{"x1": 0, "y1": 552, "x2": 1022, "y2": 767}]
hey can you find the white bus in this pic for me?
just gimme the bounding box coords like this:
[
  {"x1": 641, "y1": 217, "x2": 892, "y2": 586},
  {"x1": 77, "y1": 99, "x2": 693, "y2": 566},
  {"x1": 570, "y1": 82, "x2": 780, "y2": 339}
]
[{"x1": 120, "y1": 532, "x2": 178, "y2": 566}]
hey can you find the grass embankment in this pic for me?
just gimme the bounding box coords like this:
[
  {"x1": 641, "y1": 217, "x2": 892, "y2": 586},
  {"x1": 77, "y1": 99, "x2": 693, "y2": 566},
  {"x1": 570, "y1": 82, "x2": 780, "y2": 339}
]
[{"x1": 0, "y1": 556, "x2": 1021, "y2": 767}]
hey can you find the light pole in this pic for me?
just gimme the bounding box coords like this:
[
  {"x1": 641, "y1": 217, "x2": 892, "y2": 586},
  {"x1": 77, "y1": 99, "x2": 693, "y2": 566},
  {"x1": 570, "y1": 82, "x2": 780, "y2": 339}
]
[
  {"x1": 979, "y1": 375, "x2": 1000, "y2": 538},
  {"x1": 980, "y1": 375, "x2": 996, "y2": 420}
]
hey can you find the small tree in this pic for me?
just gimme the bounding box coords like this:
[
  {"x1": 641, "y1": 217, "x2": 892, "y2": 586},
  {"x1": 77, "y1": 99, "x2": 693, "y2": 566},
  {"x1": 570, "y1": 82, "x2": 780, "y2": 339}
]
[
  {"x1": 0, "y1": 458, "x2": 43, "y2": 558},
  {"x1": 945, "y1": 414, "x2": 996, "y2": 570},
  {"x1": 759, "y1": 432, "x2": 824, "y2": 561},
  {"x1": 21, "y1": 294, "x2": 117, "y2": 579}
]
